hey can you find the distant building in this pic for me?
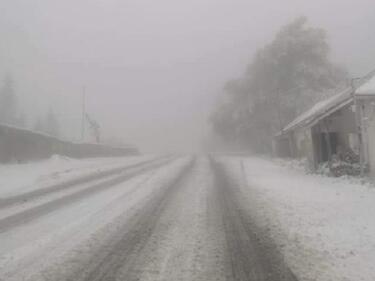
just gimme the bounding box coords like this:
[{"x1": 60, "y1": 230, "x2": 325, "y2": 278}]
[{"x1": 273, "y1": 70, "x2": 375, "y2": 177}]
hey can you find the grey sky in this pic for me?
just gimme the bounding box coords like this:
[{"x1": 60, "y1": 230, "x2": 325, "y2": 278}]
[{"x1": 1, "y1": 0, "x2": 375, "y2": 152}]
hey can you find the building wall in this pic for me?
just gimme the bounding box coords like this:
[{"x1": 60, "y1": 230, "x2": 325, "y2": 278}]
[
  {"x1": 273, "y1": 105, "x2": 358, "y2": 171},
  {"x1": 272, "y1": 135, "x2": 292, "y2": 158},
  {"x1": 292, "y1": 128, "x2": 316, "y2": 169},
  {"x1": 311, "y1": 104, "x2": 357, "y2": 164},
  {"x1": 323, "y1": 105, "x2": 356, "y2": 134},
  {"x1": 272, "y1": 128, "x2": 315, "y2": 169},
  {"x1": 0, "y1": 124, "x2": 139, "y2": 163},
  {"x1": 362, "y1": 101, "x2": 375, "y2": 177}
]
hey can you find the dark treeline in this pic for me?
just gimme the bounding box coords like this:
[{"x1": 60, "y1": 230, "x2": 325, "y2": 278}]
[
  {"x1": 210, "y1": 17, "x2": 348, "y2": 153},
  {"x1": 0, "y1": 74, "x2": 60, "y2": 138}
]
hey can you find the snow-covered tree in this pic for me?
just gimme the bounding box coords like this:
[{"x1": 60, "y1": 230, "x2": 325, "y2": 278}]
[{"x1": 211, "y1": 17, "x2": 348, "y2": 152}]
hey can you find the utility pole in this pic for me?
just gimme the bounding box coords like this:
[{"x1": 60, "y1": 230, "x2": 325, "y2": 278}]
[{"x1": 81, "y1": 86, "x2": 86, "y2": 141}]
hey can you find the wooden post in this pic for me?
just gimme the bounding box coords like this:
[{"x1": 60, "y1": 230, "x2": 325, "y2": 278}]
[
  {"x1": 356, "y1": 100, "x2": 365, "y2": 176},
  {"x1": 323, "y1": 120, "x2": 332, "y2": 161}
]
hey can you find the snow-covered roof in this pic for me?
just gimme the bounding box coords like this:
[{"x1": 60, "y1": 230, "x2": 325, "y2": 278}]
[
  {"x1": 356, "y1": 74, "x2": 375, "y2": 96},
  {"x1": 278, "y1": 69, "x2": 375, "y2": 136},
  {"x1": 280, "y1": 88, "x2": 353, "y2": 134}
]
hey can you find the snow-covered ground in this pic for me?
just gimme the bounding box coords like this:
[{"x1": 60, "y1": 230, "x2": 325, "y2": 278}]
[
  {"x1": 0, "y1": 154, "x2": 156, "y2": 197},
  {"x1": 222, "y1": 156, "x2": 375, "y2": 281},
  {"x1": 2, "y1": 154, "x2": 374, "y2": 280},
  {"x1": 0, "y1": 157, "x2": 190, "y2": 280}
]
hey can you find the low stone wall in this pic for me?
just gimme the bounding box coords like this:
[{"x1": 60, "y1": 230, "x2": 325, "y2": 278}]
[{"x1": 0, "y1": 124, "x2": 139, "y2": 163}]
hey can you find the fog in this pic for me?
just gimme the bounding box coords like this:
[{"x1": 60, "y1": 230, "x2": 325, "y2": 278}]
[{"x1": 1, "y1": 0, "x2": 375, "y2": 153}]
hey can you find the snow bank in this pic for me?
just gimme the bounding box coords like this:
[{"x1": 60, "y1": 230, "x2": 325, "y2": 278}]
[
  {"x1": 272, "y1": 157, "x2": 309, "y2": 172},
  {"x1": 223, "y1": 156, "x2": 375, "y2": 281},
  {"x1": 0, "y1": 154, "x2": 155, "y2": 197}
]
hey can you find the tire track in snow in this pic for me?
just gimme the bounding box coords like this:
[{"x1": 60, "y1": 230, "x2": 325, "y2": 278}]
[
  {"x1": 210, "y1": 156, "x2": 298, "y2": 281},
  {"x1": 69, "y1": 157, "x2": 196, "y2": 281},
  {"x1": 118, "y1": 157, "x2": 228, "y2": 281}
]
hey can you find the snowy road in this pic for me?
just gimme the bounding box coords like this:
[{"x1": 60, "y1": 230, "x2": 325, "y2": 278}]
[{"x1": 0, "y1": 156, "x2": 297, "y2": 281}]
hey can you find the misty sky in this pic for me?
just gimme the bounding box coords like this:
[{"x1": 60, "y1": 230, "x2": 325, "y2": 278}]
[{"x1": 1, "y1": 0, "x2": 375, "y2": 152}]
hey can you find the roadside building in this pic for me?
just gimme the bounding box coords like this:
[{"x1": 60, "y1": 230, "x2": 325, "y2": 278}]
[
  {"x1": 273, "y1": 70, "x2": 375, "y2": 176},
  {"x1": 355, "y1": 75, "x2": 375, "y2": 177}
]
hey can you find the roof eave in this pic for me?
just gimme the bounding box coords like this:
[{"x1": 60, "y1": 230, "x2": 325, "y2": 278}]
[{"x1": 280, "y1": 96, "x2": 353, "y2": 134}]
